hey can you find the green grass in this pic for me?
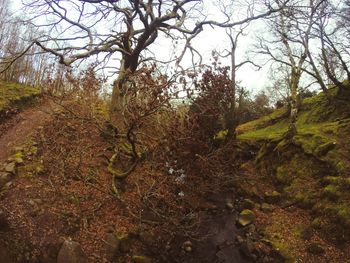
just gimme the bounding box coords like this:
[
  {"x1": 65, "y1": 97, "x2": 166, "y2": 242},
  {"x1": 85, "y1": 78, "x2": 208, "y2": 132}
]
[
  {"x1": 237, "y1": 85, "x2": 350, "y2": 142},
  {"x1": 0, "y1": 81, "x2": 40, "y2": 111}
]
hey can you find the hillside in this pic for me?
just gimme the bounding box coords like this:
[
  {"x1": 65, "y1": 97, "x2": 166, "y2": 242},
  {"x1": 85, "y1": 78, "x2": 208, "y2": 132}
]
[
  {"x1": 0, "y1": 81, "x2": 40, "y2": 119},
  {"x1": 234, "y1": 85, "x2": 350, "y2": 261},
  {"x1": 1, "y1": 82, "x2": 350, "y2": 263}
]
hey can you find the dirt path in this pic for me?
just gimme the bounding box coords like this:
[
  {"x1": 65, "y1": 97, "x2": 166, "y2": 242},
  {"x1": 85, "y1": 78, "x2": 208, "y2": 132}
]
[{"x1": 0, "y1": 99, "x2": 53, "y2": 162}]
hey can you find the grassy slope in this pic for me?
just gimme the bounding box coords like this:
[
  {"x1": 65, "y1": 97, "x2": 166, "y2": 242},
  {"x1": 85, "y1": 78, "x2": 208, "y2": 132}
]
[
  {"x1": 236, "y1": 86, "x2": 350, "y2": 259},
  {"x1": 0, "y1": 81, "x2": 40, "y2": 113}
]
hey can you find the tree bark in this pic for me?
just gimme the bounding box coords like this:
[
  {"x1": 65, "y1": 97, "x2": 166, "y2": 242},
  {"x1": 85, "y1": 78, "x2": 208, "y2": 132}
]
[
  {"x1": 110, "y1": 60, "x2": 133, "y2": 131},
  {"x1": 285, "y1": 71, "x2": 299, "y2": 139}
]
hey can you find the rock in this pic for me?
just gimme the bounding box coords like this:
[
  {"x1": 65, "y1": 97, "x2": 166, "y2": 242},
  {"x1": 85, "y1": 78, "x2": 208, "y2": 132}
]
[
  {"x1": 183, "y1": 240, "x2": 193, "y2": 252},
  {"x1": 132, "y1": 255, "x2": 152, "y2": 263},
  {"x1": 264, "y1": 191, "x2": 281, "y2": 204},
  {"x1": 57, "y1": 239, "x2": 88, "y2": 263},
  {"x1": 261, "y1": 203, "x2": 275, "y2": 213},
  {"x1": 238, "y1": 209, "x2": 255, "y2": 227},
  {"x1": 0, "y1": 210, "x2": 9, "y2": 230},
  {"x1": 4, "y1": 163, "x2": 16, "y2": 175},
  {"x1": 105, "y1": 233, "x2": 119, "y2": 262},
  {"x1": 306, "y1": 243, "x2": 325, "y2": 255},
  {"x1": 240, "y1": 199, "x2": 255, "y2": 210},
  {"x1": 0, "y1": 173, "x2": 12, "y2": 189},
  {"x1": 226, "y1": 200, "x2": 234, "y2": 210}
]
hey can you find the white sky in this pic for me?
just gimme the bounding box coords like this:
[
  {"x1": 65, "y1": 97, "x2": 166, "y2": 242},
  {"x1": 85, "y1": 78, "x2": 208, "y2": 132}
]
[{"x1": 11, "y1": 1, "x2": 271, "y2": 94}]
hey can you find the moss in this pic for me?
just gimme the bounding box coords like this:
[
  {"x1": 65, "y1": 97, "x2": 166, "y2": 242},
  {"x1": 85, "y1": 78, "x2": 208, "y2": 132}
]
[
  {"x1": 311, "y1": 217, "x2": 325, "y2": 229},
  {"x1": 293, "y1": 226, "x2": 313, "y2": 240},
  {"x1": 323, "y1": 185, "x2": 340, "y2": 200},
  {"x1": 344, "y1": 177, "x2": 350, "y2": 187},
  {"x1": 17, "y1": 161, "x2": 44, "y2": 177},
  {"x1": 314, "y1": 141, "x2": 337, "y2": 157},
  {"x1": 322, "y1": 176, "x2": 342, "y2": 185},
  {"x1": 132, "y1": 255, "x2": 152, "y2": 263},
  {"x1": 270, "y1": 240, "x2": 295, "y2": 263},
  {"x1": 334, "y1": 204, "x2": 350, "y2": 226},
  {"x1": 213, "y1": 129, "x2": 228, "y2": 140},
  {"x1": 0, "y1": 81, "x2": 40, "y2": 113}
]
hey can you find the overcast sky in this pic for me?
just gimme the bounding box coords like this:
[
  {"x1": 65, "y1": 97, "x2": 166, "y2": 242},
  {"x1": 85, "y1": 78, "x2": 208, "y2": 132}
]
[{"x1": 11, "y1": 1, "x2": 271, "y2": 94}]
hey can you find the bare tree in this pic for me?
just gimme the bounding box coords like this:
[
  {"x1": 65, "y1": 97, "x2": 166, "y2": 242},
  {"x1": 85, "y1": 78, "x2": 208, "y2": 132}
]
[
  {"x1": 257, "y1": 0, "x2": 321, "y2": 138},
  {"x1": 0, "y1": 0, "x2": 54, "y2": 86},
  {"x1": 20, "y1": 0, "x2": 285, "y2": 131},
  {"x1": 316, "y1": 1, "x2": 350, "y2": 90}
]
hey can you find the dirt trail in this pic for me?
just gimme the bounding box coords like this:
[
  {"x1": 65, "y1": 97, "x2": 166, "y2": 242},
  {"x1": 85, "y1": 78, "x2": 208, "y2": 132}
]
[{"x1": 0, "y1": 100, "x2": 53, "y2": 162}]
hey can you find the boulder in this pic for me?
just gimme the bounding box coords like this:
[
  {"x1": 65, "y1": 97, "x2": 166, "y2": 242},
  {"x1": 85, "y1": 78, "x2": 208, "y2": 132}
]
[
  {"x1": 238, "y1": 209, "x2": 255, "y2": 227},
  {"x1": 57, "y1": 239, "x2": 88, "y2": 263}
]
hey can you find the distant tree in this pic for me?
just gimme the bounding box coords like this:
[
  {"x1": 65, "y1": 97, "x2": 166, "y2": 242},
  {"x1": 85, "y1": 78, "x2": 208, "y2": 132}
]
[{"x1": 0, "y1": 0, "x2": 53, "y2": 86}]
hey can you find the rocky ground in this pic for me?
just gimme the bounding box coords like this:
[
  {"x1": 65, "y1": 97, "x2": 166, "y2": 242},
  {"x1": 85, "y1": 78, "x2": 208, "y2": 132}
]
[{"x1": 1, "y1": 93, "x2": 350, "y2": 263}]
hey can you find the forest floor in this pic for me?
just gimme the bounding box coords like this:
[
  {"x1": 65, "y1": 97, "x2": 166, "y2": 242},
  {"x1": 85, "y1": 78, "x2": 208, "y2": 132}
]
[
  {"x1": 0, "y1": 98, "x2": 53, "y2": 162},
  {"x1": 0, "y1": 96, "x2": 254, "y2": 263},
  {"x1": 0, "y1": 90, "x2": 350, "y2": 263}
]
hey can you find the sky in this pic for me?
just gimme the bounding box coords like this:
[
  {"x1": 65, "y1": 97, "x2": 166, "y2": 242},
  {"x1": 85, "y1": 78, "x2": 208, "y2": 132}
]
[{"x1": 11, "y1": 0, "x2": 271, "y2": 94}]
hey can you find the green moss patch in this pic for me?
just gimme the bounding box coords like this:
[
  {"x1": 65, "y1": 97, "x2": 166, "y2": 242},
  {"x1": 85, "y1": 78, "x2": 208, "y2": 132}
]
[{"x1": 0, "y1": 81, "x2": 40, "y2": 118}]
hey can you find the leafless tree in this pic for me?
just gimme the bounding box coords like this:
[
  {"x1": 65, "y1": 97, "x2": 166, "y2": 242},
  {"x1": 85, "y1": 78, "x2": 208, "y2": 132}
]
[
  {"x1": 316, "y1": 0, "x2": 350, "y2": 90},
  {"x1": 20, "y1": 0, "x2": 285, "y2": 131},
  {"x1": 257, "y1": 0, "x2": 322, "y2": 138},
  {"x1": 0, "y1": 0, "x2": 54, "y2": 86}
]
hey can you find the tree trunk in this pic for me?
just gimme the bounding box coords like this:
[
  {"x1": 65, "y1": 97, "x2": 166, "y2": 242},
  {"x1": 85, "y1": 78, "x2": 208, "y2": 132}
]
[
  {"x1": 225, "y1": 43, "x2": 237, "y2": 139},
  {"x1": 110, "y1": 62, "x2": 133, "y2": 132},
  {"x1": 285, "y1": 73, "x2": 299, "y2": 139}
]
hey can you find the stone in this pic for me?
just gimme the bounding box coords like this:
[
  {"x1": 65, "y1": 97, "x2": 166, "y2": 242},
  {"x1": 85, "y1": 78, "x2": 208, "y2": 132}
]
[
  {"x1": 264, "y1": 191, "x2": 281, "y2": 204},
  {"x1": 238, "y1": 209, "x2": 255, "y2": 227},
  {"x1": 241, "y1": 199, "x2": 255, "y2": 210},
  {"x1": 132, "y1": 255, "x2": 152, "y2": 263},
  {"x1": 183, "y1": 240, "x2": 193, "y2": 252},
  {"x1": 0, "y1": 210, "x2": 9, "y2": 230},
  {"x1": 57, "y1": 239, "x2": 88, "y2": 263},
  {"x1": 306, "y1": 243, "x2": 325, "y2": 255},
  {"x1": 261, "y1": 203, "x2": 275, "y2": 213},
  {"x1": 4, "y1": 163, "x2": 16, "y2": 175},
  {"x1": 105, "y1": 233, "x2": 119, "y2": 262},
  {"x1": 0, "y1": 173, "x2": 12, "y2": 189},
  {"x1": 226, "y1": 200, "x2": 234, "y2": 210}
]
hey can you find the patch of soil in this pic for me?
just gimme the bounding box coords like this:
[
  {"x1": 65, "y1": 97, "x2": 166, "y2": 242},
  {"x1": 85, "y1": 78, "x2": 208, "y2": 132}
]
[{"x1": 0, "y1": 98, "x2": 53, "y2": 162}]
